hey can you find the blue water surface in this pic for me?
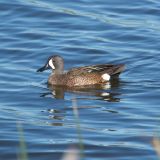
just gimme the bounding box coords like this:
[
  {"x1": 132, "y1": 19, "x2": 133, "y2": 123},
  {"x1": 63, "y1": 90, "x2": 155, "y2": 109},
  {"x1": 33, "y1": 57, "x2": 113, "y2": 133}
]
[{"x1": 0, "y1": 0, "x2": 160, "y2": 160}]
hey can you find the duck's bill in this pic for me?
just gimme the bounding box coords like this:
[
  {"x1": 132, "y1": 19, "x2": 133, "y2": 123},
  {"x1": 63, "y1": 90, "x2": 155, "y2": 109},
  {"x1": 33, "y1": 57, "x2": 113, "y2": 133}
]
[{"x1": 37, "y1": 65, "x2": 49, "y2": 72}]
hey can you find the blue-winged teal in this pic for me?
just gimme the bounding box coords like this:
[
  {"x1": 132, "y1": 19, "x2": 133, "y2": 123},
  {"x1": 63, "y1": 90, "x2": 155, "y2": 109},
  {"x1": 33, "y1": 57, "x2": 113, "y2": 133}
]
[{"x1": 37, "y1": 55, "x2": 125, "y2": 87}]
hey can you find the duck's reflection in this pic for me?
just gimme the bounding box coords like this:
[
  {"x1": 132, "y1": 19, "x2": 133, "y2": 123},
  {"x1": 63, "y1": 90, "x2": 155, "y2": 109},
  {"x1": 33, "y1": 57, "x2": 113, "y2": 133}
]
[
  {"x1": 40, "y1": 79, "x2": 122, "y2": 127},
  {"x1": 40, "y1": 79, "x2": 122, "y2": 102},
  {"x1": 44, "y1": 108, "x2": 65, "y2": 126}
]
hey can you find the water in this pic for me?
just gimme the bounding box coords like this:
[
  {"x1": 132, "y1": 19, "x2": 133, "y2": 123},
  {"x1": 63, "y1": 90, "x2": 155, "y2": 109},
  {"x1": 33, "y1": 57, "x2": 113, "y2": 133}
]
[{"x1": 0, "y1": 0, "x2": 160, "y2": 159}]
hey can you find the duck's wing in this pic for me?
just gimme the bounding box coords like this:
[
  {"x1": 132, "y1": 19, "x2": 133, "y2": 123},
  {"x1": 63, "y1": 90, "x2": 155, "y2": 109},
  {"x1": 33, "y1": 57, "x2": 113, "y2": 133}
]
[{"x1": 67, "y1": 64, "x2": 125, "y2": 76}]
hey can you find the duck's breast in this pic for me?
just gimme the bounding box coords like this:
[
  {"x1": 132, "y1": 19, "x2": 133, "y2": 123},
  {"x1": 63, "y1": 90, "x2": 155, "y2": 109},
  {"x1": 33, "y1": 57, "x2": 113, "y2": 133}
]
[{"x1": 48, "y1": 74, "x2": 66, "y2": 85}]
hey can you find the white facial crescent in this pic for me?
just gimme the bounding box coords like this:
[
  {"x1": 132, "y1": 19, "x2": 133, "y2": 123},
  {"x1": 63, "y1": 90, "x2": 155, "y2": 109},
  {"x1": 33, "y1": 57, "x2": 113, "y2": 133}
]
[{"x1": 49, "y1": 59, "x2": 55, "y2": 69}]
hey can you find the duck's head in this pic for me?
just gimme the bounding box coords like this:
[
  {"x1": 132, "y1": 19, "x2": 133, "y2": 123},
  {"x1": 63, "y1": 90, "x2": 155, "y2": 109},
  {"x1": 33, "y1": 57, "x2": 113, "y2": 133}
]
[{"x1": 37, "y1": 55, "x2": 64, "y2": 74}]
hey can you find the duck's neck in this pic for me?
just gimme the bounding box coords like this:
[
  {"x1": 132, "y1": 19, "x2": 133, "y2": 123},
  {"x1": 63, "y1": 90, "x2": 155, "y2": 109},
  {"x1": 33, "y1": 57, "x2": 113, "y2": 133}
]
[
  {"x1": 53, "y1": 66, "x2": 64, "y2": 75},
  {"x1": 54, "y1": 69, "x2": 63, "y2": 74}
]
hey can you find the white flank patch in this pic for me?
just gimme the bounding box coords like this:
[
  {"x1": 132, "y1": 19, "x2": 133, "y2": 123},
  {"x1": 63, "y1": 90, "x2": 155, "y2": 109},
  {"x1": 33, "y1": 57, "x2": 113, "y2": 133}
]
[
  {"x1": 102, "y1": 73, "x2": 110, "y2": 81},
  {"x1": 49, "y1": 59, "x2": 55, "y2": 69}
]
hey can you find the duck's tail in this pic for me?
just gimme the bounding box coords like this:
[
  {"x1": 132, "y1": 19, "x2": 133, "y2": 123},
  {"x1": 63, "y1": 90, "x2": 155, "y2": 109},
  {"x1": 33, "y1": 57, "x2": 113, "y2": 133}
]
[
  {"x1": 101, "y1": 64, "x2": 125, "y2": 79},
  {"x1": 111, "y1": 64, "x2": 125, "y2": 76}
]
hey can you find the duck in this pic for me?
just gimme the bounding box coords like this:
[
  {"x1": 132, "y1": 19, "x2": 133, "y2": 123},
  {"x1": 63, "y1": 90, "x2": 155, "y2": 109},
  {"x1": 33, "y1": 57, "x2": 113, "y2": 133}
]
[{"x1": 37, "y1": 55, "x2": 125, "y2": 87}]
